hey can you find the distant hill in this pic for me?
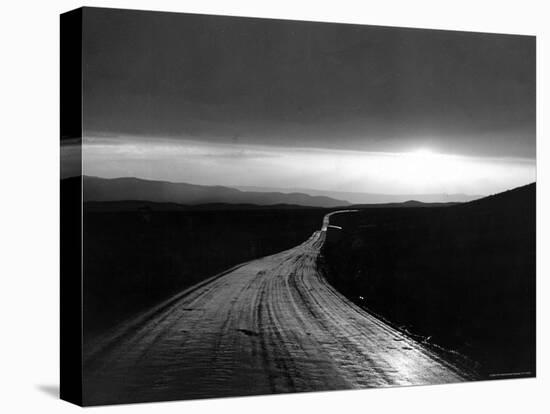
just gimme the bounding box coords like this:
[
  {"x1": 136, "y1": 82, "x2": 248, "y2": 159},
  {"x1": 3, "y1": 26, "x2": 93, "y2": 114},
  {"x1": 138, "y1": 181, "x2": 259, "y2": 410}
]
[
  {"x1": 351, "y1": 200, "x2": 460, "y2": 209},
  {"x1": 82, "y1": 176, "x2": 349, "y2": 208},
  {"x1": 84, "y1": 198, "x2": 462, "y2": 214},
  {"x1": 235, "y1": 185, "x2": 482, "y2": 204}
]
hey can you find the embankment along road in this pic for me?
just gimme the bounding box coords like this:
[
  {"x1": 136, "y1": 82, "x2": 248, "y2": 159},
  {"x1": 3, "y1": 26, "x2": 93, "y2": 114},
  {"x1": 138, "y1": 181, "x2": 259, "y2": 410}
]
[{"x1": 83, "y1": 210, "x2": 471, "y2": 405}]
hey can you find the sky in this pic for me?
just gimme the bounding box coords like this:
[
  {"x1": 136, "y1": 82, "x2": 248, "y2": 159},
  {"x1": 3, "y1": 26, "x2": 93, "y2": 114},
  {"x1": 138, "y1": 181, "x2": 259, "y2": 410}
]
[{"x1": 80, "y1": 7, "x2": 536, "y2": 195}]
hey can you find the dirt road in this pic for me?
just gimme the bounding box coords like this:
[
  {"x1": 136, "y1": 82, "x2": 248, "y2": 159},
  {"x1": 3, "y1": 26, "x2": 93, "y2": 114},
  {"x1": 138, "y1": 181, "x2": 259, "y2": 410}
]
[{"x1": 83, "y1": 211, "x2": 469, "y2": 405}]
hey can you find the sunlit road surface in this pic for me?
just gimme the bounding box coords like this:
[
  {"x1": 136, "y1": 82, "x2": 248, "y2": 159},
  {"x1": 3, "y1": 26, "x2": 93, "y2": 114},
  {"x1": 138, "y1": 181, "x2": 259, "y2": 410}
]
[{"x1": 83, "y1": 211, "x2": 469, "y2": 405}]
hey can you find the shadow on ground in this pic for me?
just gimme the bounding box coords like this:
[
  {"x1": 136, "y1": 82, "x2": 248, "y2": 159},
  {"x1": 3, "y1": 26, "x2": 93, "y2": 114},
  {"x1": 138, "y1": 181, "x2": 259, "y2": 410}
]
[{"x1": 36, "y1": 384, "x2": 59, "y2": 398}]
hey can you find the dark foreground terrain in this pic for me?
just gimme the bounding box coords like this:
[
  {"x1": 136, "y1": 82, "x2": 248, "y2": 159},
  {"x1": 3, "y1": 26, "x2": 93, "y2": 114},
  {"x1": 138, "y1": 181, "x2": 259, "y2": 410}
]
[
  {"x1": 323, "y1": 183, "x2": 536, "y2": 378},
  {"x1": 83, "y1": 214, "x2": 470, "y2": 406},
  {"x1": 78, "y1": 177, "x2": 535, "y2": 400},
  {"x1": 83, "y1": 202, "x2": 327, "y2": 337}
]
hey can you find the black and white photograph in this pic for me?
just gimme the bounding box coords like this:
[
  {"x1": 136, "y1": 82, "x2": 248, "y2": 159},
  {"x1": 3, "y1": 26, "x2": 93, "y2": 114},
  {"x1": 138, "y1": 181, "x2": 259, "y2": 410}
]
[
  {"x1": 3, "y1": 0, "x2": 550, "y2": 413},
  {"x1": 57, "y1": 5, "x2": 539, "y2": 406}
]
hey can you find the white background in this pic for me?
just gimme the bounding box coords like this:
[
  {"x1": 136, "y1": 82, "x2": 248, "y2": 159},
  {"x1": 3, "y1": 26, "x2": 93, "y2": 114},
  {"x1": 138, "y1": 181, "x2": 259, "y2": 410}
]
[{"x1": 0, "y1": 0, "x2": 548, "y2": 412}]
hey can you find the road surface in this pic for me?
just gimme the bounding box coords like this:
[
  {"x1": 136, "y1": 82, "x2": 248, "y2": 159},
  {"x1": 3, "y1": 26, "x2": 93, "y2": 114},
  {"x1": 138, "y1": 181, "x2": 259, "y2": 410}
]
[{"x1": 83, "y1": 211, "x2": 470, "y2": 405}]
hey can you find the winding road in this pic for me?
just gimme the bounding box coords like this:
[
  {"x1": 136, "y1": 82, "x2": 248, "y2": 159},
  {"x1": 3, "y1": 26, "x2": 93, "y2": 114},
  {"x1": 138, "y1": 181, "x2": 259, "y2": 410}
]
[{"x1": 83, "y1": 211, "x2": 469, "y2": 405}]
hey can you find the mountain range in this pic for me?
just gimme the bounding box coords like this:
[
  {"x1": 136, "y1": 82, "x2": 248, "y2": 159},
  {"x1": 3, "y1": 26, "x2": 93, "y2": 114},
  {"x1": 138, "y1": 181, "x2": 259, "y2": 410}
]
[
  {"x1": 235, "y1": 185, "x2": 482, "y2": 204},
  {"x1": 82, "y1": 176, "x2": 485, "y2": 208},
  {"x1": 82, "y1": 176, "x2": 348, "y2": 208}
]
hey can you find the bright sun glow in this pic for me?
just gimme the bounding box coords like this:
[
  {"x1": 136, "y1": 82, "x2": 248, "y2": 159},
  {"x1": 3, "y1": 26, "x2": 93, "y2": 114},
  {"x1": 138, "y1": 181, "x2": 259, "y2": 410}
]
[{"x1": 410, "y1": 148, "x2": 435, "y2": 157}]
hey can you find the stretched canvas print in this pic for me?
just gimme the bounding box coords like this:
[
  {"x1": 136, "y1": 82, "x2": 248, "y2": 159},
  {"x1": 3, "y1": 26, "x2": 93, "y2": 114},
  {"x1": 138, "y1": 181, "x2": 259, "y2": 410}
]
[{"x1": 60, "y1": 6, "x2": 536, "y2": 406}]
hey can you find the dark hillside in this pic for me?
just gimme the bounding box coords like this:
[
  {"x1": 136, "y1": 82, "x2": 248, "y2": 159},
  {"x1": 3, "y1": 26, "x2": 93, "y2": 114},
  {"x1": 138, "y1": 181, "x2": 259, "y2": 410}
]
[
  {"x1": 83, "y1": 203, "x2": 327, "y2": 337},
  {"x1": 323, "y1": 183, "x2": 535, "y2": 377}
]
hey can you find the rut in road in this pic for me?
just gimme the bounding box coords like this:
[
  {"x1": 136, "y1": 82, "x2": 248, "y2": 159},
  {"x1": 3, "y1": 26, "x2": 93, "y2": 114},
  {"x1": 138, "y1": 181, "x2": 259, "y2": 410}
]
[{"x1": 83, "y1": 213, "x2": 471, "y2": 405}]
